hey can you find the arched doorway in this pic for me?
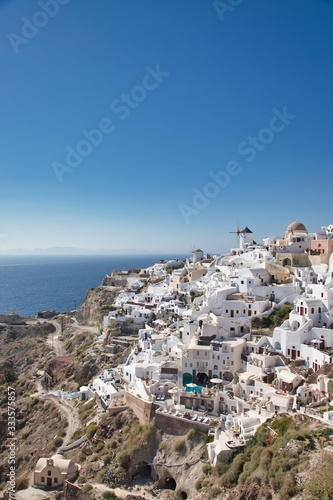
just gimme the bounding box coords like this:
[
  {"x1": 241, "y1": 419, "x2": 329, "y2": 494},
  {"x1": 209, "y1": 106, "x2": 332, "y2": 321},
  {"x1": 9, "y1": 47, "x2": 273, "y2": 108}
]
[
  {"x1": 182, "y1": 373, "x2": 192, "y2": 386},
  {"x1": 223, "y1": 371, "x2": 233, "y2": 383},
  {"x1": 196, "y1": 372, "x2": 209, "y2": 386},
  {"x1": 291, "y1": 321, "x2": 300, "y2": 331},
  {"x1": 283, "y1": 258, "x2": 291, "y2": 267}
]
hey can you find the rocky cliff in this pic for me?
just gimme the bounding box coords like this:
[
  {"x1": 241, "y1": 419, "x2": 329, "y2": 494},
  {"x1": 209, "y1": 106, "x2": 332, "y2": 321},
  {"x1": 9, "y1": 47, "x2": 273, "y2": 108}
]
[{"x1": 78, "y1": 285, "x2": 123, "y2": 324}]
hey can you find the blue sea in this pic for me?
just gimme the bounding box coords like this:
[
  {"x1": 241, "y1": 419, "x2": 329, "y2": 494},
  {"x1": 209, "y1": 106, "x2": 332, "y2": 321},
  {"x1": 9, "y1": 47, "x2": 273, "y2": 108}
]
[{"x1": 0, "y1": 254, "x2": 185, "y2": 317}]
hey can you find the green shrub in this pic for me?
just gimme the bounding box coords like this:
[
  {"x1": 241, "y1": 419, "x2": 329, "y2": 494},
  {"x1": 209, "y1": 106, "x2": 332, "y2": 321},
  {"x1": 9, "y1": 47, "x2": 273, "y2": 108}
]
[
  {"x1": 82, "y1": 483, "x2": 93, "y2": 493},
  {"x1": 207, "y1": 486, "x2": 223, "y2": 498},
  {"x1": 202, "y1": 464, "x2": 213, "y2": 476},
  {"x1": 173, "y1": 439, "x2": 186, "y2": 453},
  {"x1": 195, "y1": 479, "x2": 203, "y2": 490},
  {"x1": 215, "y1": 461, "x2": 229, "y2": 476},
  {"x1": 108, "y1": 438, "x2": 118, "y2": 449},
  {"x1": 269, "y1": 450, "x2": 300, "y2": 492},
  {"x1": 239, "y1": 447, "x2": 262, "y2": 485},
  {"x1": 93, "y1": 441, "x2": 105, "y2": 452},
  {"x1": 306, "y1": 451, "x2": 333, "y2": 499},
  {"x1": 53, "y1": 436, "x2": 63, "y2": 447},
  {"x1": 187, "y1": 428, "x2": 197, "y2": 440},
  {"x1": 271, "y1": 415, "x2": 293, "y2": 436},
  {"x1": 220, "y1": 453, "x2": 245, "y2": 488},
  {"x1": 116, "y1": 450, "x2": 131, "y2": 469},
  {"x1": 102, "y1": 491, "x2": 120, "y2": 499},
  {"x1": 96, "y1": 469, "x2": 106, "y2": 484},
  {"x1": 86, "y1": 423, "x2": 98, "y2": 439},
  {"x1": 115, "y1": 417, "x2": 155, "y2": 470},
  {"x1": 279, "y1": 473, "x2": 298, "y2": 499},
  {"x1": 4, "y1": 367, "x2": 17, "y2": 383}
]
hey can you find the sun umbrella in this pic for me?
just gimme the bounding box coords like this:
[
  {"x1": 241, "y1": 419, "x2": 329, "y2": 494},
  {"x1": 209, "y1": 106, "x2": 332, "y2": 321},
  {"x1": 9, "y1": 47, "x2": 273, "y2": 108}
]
[
  {"x1": 210, "y1": 378, "x2": 223, "y2": 384},
  {"x1": 168, "y1": 387, "x2": 179, "y2": 394}
]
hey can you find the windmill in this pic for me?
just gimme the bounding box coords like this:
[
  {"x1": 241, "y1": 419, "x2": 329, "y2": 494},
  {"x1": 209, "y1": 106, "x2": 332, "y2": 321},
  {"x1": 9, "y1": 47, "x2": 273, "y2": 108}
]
[{"x1": 229, "y1": 220, "x2": 241, "y2": 247}]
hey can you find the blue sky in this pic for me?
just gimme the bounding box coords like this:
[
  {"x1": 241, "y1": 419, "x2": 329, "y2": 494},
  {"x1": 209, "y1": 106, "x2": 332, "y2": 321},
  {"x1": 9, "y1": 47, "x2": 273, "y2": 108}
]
[{"x1": 0, "y1": 0, "x2": 332, "y2": 254}]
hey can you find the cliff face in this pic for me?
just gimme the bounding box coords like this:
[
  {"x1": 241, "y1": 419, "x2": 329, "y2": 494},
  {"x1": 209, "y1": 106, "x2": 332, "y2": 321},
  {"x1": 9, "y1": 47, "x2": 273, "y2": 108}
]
[
  {"x1": 78, "y1": 285, "x2": 123, "y2": 324},
  {"x1": 78, "y1": 269, "x2": 147, "y2": 326}
]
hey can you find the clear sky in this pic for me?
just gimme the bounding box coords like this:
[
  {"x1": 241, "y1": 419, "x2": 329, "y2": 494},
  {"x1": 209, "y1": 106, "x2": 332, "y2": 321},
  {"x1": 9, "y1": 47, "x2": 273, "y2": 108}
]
[{"x1": 0, "y1": 0, "x2": 332, "y2": 254}]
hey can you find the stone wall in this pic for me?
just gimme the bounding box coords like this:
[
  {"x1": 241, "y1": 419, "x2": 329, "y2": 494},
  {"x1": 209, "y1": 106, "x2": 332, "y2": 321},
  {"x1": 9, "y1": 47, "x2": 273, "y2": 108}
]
[
  {"x1": 155, "y1": 411, "x2": 211, "y2": 435},
  {"x1": 125, "y1": 391, "x2": 155, "y2": 424},
  {"x1": 63, "y1": 481, "x2": 90, "y2": 500}
]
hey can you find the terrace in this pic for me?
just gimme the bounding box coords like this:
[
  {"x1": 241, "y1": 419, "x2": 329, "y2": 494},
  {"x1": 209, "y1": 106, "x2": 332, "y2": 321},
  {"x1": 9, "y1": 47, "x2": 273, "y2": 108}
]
[{"x1": 155, "y1": 405, "x2": 221, "y2": 431}]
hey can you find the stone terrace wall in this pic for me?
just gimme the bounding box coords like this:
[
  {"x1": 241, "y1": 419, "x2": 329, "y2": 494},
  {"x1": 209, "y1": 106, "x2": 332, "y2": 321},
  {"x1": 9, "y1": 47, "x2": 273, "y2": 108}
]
[
  {"x1": 155, "y1": 411, "x2": 212, "y2": 435},
  {"x1": 125, "y1": 391, "x2": 155, "y2": 424}
]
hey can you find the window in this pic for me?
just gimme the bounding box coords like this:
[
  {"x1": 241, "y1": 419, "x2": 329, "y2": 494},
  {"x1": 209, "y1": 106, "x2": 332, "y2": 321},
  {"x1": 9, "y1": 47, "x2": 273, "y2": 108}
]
[
  {"x1": 48, "y1": 471, "x2": 51, "y2": 476},
  {"x1": 190, "y1": 363, "x2": 192, "y2": 368},
  {"x1": 311, "y1": 308, "x2": 314, "y2": 314},
  {"x1": 214, "y1": 364, "x2": 218, "y2": 370},
  {"x1": 241, "y1": 280, "x2": 244, "y2": 284},
  {"x1": 243, "y1": 310, "x2": 246, "y2": 314},
  {"x1": 41, "y1": 477, "x2": 45, "y2": 483},
  {"x1": 54, "y1": 478, "x2": 58, "y2": 484},
  {"x1": 319, "y1": 307, "x2": 322, "y2": 313},
  {"x1": 184, "y1": 363, "x2": 187, "y2": 367},
  {"x1": 226, "y1": 310, "x2": 228, "y2": 313}
]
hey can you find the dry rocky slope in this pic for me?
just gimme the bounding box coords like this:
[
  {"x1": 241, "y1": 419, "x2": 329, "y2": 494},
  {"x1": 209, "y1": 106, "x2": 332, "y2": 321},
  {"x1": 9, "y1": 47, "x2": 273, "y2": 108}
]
[{"x1": 2, "y1": 272, "x2": 333, "y2": 499}]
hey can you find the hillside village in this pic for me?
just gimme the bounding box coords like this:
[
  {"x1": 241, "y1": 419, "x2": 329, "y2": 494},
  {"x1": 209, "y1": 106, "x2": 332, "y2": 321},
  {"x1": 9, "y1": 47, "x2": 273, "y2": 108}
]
[
  {"x1": 4, "y1": 220, "x2": 333, "y2": 499},
  {"x1": 71, "y1": 220, "x2": 333, "y2": 496}
]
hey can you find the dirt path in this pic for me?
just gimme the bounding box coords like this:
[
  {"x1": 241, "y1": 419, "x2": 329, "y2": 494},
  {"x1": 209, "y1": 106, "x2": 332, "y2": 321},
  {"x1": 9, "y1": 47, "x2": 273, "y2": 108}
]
[
  {"x1": 71, "y1": 316, "x2": 100, "y2": 335},
  {"x1": 89, "y1": 481, "x2": 162, "y2": 499},
  {"x1": 47, "y1": 395, "x2": 80, "y2": 447},
  {"x1": 46, "y1": 320, "x2": 66, "y2": 356}
]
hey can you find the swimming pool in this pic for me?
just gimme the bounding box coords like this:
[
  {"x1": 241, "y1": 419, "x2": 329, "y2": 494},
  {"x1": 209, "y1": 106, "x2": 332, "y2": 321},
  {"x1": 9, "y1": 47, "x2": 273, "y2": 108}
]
[{"x1": 185, "y1": 385, "x2": 203, "y2": 393}]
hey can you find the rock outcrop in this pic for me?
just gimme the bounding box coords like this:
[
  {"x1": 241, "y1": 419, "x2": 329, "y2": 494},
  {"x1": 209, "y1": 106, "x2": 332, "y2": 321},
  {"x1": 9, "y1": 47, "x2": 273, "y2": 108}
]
[{"x1": 78, "y1": 285, "x2": 123, "y2": 324}]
